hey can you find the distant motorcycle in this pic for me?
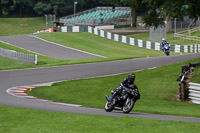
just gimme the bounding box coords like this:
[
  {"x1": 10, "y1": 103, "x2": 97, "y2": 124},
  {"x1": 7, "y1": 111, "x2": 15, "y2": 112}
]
[
  {"x1": 163, "y1": 44, "x2": 170, "y2": 56},
  {"x1": 105, "y1": 85, "x2": 139, "y2": 113}
]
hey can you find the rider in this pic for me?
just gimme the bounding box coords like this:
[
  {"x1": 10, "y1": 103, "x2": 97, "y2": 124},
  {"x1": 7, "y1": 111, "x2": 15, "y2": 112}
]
[
  {"x1": 110, "y1": 73, "x2": 140, "y2": 101},
  {"x1": 161, "y1": 38, "x2": 170, "y2": 53}
]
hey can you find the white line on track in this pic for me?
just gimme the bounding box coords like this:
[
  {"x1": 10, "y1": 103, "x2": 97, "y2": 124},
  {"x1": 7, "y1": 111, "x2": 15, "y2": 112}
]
[{"x1": 29, "y1": 35, "x2": 107, "y2": 58}]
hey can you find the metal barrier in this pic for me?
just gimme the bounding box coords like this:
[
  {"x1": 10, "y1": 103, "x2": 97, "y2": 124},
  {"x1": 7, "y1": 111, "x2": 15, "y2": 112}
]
[
  {"x1": 189, "y1": 82, "x2": 200, "y2": 104},
  {"x1": 177, "y1": 62, "x2": 200, "y2": 102},
  {"x1": 0, "y1": 48, "x2": 37, "y2": 65},
  {"x1": 59, "y1": 26, "x2": 200, "y2": 53}
]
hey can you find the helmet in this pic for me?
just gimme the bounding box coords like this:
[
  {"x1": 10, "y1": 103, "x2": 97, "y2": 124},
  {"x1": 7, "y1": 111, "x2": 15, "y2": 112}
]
[
  {"x1": 162, "y1": 38, "x2": 165, "y2": 41},
  {"x1": 128, "y1": 73, "x2": 135, "y2": 82}
]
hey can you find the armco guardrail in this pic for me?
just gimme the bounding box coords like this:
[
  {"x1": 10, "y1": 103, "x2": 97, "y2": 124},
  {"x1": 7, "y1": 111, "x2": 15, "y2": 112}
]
[
  {"x1": 189, "y1": 82, "x2": 200, "y2": 104},
  {"x1": 177, "y1": 62, "x2": 200, "y2": 102},
  {"x1": 60, "y1": 26, "x2": 200, "y2": 53},
  {"x1": 0, "y1": 48, "x2": 37, "y2": 65}
]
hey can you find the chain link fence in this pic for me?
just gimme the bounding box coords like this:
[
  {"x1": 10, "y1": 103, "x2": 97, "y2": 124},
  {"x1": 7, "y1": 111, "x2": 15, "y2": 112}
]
[
  {"x1": 0, "y1": 48, "x2": 37, "y2": 65},
  {"x1": 149, "y1": 26, "x2": 166, "y2": 43},
  {"x1": 173, "y1": 16, "x2": 200, "y2": 32}
]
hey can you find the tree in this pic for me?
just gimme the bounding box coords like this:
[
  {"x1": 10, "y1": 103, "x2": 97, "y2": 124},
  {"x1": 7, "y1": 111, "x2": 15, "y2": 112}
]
[
  {"x1": 110, "y1": 0, "x2": 143, "y2": 27},
  {"x1": 141, "y1": 0, "x2": 200, "y2": 28},
  {"x1": 110, "y1": 0, "x2": 200, "y2": 28}
]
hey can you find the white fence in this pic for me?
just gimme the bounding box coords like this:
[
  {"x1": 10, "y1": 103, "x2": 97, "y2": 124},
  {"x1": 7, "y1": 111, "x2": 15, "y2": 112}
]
[
  {"x1": 189, "y1": 82, "x2": 200, "y2": 104},
  {"x1": 0, "y1": 48, "x2": 37, "y2": 65},
  {"x1": 174, "y1": 27, "x2": 200, "y2": 43}
]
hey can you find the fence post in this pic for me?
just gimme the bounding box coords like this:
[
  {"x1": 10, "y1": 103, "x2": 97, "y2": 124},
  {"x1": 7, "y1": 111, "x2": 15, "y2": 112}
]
[
  {"x1": 182, "y1": 70, "x2": 192, "y2": 100},
  {"x1": 34, "y1": 55, "x2": 37, "y2": 65},
  {"x1": 180, "y1": 82, "x2": 184, "y2": 100},
  {"x1": 178, "y1": 65, "x2": 192, "y2": 101}
]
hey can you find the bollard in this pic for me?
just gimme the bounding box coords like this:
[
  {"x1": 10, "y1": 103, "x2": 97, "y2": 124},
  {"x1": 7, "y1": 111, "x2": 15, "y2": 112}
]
[{"x1": 147, "y1": 55, "x2": 149, "y2": 58}]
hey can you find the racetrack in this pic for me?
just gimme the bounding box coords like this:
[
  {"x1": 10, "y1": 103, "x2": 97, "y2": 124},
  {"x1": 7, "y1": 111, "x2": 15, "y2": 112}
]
[
  {"x1": 0, "y1": 35, "x2": 104, "y2": 59},
  {"x1": 0, "y1": 35, "x2": 200, "y2": 122},
  {"x1": 1, "y1": 52, "x2": 200, "y2": 122}
]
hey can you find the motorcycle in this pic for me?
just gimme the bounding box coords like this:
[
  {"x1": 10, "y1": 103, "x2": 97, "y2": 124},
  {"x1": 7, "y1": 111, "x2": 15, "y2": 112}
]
[
  {"x1": 105, "y1": 84, "x2": 138, "y2": 113},
  {"x1": 163, "y1": 44, "x2": 170, "y2": 56}
]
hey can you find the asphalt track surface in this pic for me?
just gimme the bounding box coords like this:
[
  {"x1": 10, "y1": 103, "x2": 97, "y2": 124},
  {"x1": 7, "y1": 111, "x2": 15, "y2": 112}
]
[
  {"x1": 1, "y1": 53, "x2": 200, "y2": 122},
  {"x1": 0, "y1": 35, "x2": 103, "y2": 59}
]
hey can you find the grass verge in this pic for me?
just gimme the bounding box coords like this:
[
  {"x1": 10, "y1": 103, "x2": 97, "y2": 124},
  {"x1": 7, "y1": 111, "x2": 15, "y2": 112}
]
[
  {"x1": 191, "y1": 66, "x2": 200, "y2": 83},
  {"x1": 26, "y1": 58, "x2": 200, "y2": 117},
  {"x1": 0, "y1": 105, "x2": 200, "y2": 133},
  {"x1": 38, "y1": 32, "x2": 167, "y2": 58},
  {"x1": 0, "y1": 32, "x2": 169, "y2": 70},
  {"x1": 0, "y1": 17, "x2": 46, "y2": 36}
]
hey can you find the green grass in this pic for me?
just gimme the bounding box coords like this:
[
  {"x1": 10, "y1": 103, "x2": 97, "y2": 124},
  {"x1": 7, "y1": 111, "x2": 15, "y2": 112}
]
[
  {"x1": 0, "y1": 56, "x2": 33, "y2": 69},
  {"x1": 192, "y1": 30, "x2": 200, "y2": 37},
  {"x1": 39, "y1": 32, "x2": 166, "y2": 58},
  {"x1": 127, "y1": 32, "x2": 149, "y2": 41},
  {"x1": 0, "y1": 17, "x2": 46, "y2": 36},
  {"x1": 191, "y1": 67, "x2": 200, "y2": 83},
  {"x1": 0, "y1": 32, "x2": 169, "y2": 70},
  {"x1": 128, "y1": 32, "x2": 199, "y2": 45},
  {"x1": 0, "y1": 105, "x2": 200, "y2": 133},
  {"x1": 26, "y1": 58, "x2": 200, "y2": 117}
]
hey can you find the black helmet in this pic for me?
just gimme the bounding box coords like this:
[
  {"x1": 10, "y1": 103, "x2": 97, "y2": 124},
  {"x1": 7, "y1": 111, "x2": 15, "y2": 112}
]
[{"x1": 128, "y1": 73, "x2": 135, "y2": 82}]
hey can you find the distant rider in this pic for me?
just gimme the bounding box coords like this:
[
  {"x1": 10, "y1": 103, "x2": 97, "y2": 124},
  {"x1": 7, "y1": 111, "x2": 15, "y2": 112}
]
[
  {"x1": 161, "y1": 38, "x2": 170, "y2": 53},
  {"x1": 110, "y1": 73, "x2": 140, "y2": 101}
]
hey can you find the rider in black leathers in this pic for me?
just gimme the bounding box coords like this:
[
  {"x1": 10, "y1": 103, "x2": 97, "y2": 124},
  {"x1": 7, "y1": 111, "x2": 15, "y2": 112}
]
[{"x1": 111, "y1": 73, "x2": 140, "y2": 101}]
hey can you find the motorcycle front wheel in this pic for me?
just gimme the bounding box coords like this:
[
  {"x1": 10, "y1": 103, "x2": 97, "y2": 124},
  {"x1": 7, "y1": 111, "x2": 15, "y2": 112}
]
[
  {"x1": 165, "y1": 51, "x2": 170, "y2": 56},
  {"x1": 105, "y1": 101, "x2": 114, "y2": 112},
  {"x1": 122, "y1": 98, "x2": 135, "y2": 113}
]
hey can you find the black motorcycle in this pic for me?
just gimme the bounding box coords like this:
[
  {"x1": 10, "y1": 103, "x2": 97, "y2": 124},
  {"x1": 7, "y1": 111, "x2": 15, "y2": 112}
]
[{"x1": 105, "y1": 85, "x2": 138, "y2": 113}]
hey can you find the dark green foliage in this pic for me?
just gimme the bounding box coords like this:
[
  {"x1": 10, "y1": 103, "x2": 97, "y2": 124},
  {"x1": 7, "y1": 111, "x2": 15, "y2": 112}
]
[
  {"x1": 0, "y1": 0, "x2": 200, "y2": 27},
  {"x1": 111, "y1": 0, "x2": 200, "y2": 27},
  {"x1": 0, "y1": 0, "x2": 115, "y2": 17}
]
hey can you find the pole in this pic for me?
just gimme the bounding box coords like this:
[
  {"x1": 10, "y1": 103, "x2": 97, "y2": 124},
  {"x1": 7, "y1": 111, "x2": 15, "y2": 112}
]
[
  {"x1": 74, "y1": 3, "x2": 75, "y2": 18},
  {"x1": 174, "y1": 18, "x2": 176, "y2": 33},
  {"x1": 34, "y1": 55, "x2": 37, "y2": 65},
  {"x1": 53, "y1": 15, "x2": 56, "y2": 22},
  {"x1": 49, "y1": 14, "x2": 53, "y2": 28},
  {"x1": 74, "y1": 2, "x2": 78, "y2": 18},
  {"x1": 44, "y1": 14, "x2": 47, "y2": 29}
]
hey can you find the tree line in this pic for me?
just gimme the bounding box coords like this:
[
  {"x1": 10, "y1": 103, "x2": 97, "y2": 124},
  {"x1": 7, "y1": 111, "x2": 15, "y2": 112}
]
[
  {"x1": 1, "y1": 0, "x2": 199, "y2": 27},
  {"x1": 0, "y1": 0, "x2": 117, "y2": 17}
]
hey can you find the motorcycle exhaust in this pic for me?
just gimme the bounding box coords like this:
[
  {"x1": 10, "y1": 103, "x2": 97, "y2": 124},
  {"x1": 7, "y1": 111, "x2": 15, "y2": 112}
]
[{"x1": 105, "y1": 95, "x2": 110, "y2": 101}]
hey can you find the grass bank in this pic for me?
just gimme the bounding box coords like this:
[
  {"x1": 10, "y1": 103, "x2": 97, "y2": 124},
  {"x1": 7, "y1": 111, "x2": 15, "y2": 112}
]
[
  {"x1": 191, "y1": 67, "x2": 200, "y2": 83},
  {"x1": 39, "y1": 32, "x2": 166, "y2": 58},
  {"x1": 26, "y1": 58, "x2": 200, "y2": 117},
  {"x1": 0, "y1": 17, "x2": 46, "y2": 36},
  {"x1": 0, "y1": 32, "x2": 167, "y2": 70},
  {"x1": 0, "y1": 105, "x2": 199, "y2": 133}
]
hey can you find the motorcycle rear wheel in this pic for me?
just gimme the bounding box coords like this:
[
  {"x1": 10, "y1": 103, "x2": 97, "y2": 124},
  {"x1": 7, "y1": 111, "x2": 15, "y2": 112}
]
[
  {"x1": 105, "y1": 101, "x2": 114, "y2": 112},
  {"x1": 122, "y1": 98, "x2": 135, "y2": 113}
]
